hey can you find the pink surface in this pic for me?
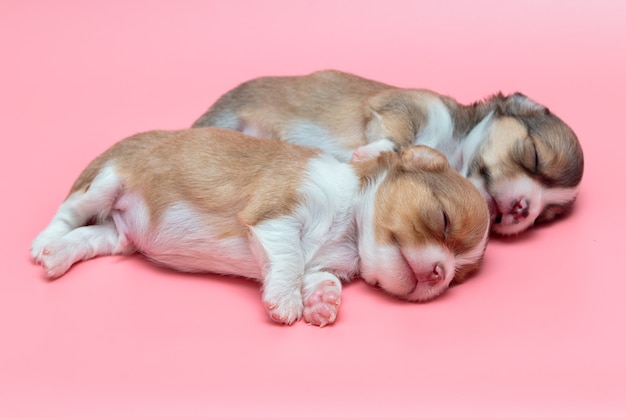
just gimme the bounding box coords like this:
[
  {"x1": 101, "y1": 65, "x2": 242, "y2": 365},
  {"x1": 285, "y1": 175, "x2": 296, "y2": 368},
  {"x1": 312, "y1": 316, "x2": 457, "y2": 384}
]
[{"x1": 2, "y1": 1, "x2": 625, "y2": 416}]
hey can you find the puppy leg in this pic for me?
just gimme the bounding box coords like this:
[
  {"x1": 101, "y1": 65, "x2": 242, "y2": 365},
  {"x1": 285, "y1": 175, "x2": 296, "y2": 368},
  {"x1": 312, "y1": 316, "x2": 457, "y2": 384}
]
[
  {"x1": 31, "y1": 166, "x2": 122, "y2": 265},
  {"x1": 247, "y1": 220, "x2": 306, "y2": 325},
  {"x1": 36, "y1": 219, "x2": 133, "y2": 278},
  {"x1": 302, "y1": 272, "x2": 342, "y2": 327}
]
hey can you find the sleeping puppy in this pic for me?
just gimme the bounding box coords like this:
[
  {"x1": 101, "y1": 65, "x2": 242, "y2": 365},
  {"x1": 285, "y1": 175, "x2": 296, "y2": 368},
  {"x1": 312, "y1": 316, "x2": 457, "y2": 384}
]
[
  {"x1": 192, "y1": 70, "x2": 584, "y2": 235},
  {"x1": 30, "y1": 127, "x2": 489, "y2": 327}
]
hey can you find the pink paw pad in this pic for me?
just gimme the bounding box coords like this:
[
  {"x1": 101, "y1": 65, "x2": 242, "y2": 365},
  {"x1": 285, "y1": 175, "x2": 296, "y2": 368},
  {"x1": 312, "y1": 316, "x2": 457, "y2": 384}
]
[{"x1": 303, "y1": 280, "x2": 341, "y2": 327}]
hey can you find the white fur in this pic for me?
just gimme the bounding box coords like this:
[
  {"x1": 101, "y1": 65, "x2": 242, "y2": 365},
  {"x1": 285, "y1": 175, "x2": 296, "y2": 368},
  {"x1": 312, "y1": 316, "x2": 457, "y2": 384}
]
[
  {"x1": 247, "y1": 217, "x2": 307, "y2": 324},
  {"x1": 454, "y1": 111, "x2": 495, "y2": 174},
  {"x1": 360, "y1": 98, "x2": 455, "y2": 163},
  {"x1": 31, "y1": 138, "x2": 488, "y2": 325},
  {"x1": 30, "y1": 165, "x2": 132, "y2": 277},
  {"x1": 401, "y1": 244, "x2": 456, "y2": 300},
  {"x1": 142, "y1": 202, "x2": 262, "y2": 277},
  {"x1": 542, "y1": 184, "x2": 580, "y2": 205},
  {"x1": 422, "y1": 110, "x2": 579, "y2": 236},
  {"x1": 31, "y1": 165, "x2": 121, "y2": 253},
  {"x1": 193, "y1": 72, "x2": 582, "y2": 236},
  {"x1": 250, "y1": 154, "x2": 360, "y2": 324},
  {"x1": 31, "y1": 153, "x2": 362, "y2": 326},
  {"x1": 415, "y1": 97, "x2": 456, "y2": 156},
  {"x1": 487, "y1": 176, "x2": 544, "y2": 235},
  {"x1": 285, "y1": 120, "x2": 355, "y2": 162},
  {"x1": 354, "y1": 173, "x2": 387, "y2": 280},
  {"x1": 486, "y1": 176, "x2": 580, "y2": 236},
  {"x1": 296, "y1": 156, "x2": 360, "y2": 275},
  {"x1": 354, "y1": 172, "x2": 457, "y2": 302}
]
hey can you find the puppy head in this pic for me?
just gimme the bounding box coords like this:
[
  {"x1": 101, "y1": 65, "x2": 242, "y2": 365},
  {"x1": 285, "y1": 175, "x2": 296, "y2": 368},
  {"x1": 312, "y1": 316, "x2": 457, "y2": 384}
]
[
  {"x1": 466, "y1": 94, "x2": 584, "y2": 235},
  {"x1": 357, "y1": 146, "x2": 490, "y2": 302}
]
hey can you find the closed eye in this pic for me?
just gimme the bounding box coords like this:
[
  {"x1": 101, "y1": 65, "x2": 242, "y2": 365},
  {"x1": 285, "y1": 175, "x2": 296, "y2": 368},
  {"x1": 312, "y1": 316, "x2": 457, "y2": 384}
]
[
  {"x1": 515, "y1": 137, "x2": 540, "y2": 175},
  {"x1": 442, "y1": 210, "x2": 450, "y2": 238},
  {"x1": 532, "y1": 141, "x2": 540, "y2": 174},
  {"x1": 478, "y1": 164, "x2": 491, "y2": 186}
]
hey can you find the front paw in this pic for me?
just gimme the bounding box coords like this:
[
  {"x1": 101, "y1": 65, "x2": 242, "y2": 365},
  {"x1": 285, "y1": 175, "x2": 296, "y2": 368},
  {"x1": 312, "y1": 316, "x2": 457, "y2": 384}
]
[
  {"x1": 263, "y1": 291, "x2": 304, "y2": 325},
  {"x1": 303, "y1": 280, "x2": 341, "y2": 327}
]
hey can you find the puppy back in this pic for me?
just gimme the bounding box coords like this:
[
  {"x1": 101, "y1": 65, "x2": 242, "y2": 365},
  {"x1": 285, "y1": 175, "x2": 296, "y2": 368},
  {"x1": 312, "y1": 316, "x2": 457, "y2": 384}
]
[{"x1": 70, "y1": 128, "x2": 320, "y2": 230}]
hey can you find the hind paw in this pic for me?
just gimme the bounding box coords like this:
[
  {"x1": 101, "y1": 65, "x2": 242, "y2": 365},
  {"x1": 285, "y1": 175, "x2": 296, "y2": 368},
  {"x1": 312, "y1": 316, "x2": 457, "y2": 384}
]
[
  {"x1": 30, "y1": 235, "x2": 55, "y2": 266},
  {"x1": 31, "y1": 232, "x2": 73, "y2": 278},
  {"x1": 30, "y1": 224, "x2": 72, "y2": 265},
  {"x1": 33, "y1": 243, "x2": 76, "y2": 278}
]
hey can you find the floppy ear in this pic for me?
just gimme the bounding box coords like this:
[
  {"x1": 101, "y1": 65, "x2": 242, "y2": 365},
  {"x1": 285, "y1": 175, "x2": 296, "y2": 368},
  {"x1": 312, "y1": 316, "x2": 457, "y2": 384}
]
[
  {"x1": 400, "y1": 145, "x2": 449, "y2": 172},
  {"x1": 503, "y1": 93, "x2": 550, "y2": 116}
]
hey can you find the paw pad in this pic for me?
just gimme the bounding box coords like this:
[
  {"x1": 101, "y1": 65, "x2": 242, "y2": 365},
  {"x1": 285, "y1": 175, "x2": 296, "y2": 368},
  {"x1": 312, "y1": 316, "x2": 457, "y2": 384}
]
[{"x1": 303, "y1": 280, "x2": 341, "y2": 327}]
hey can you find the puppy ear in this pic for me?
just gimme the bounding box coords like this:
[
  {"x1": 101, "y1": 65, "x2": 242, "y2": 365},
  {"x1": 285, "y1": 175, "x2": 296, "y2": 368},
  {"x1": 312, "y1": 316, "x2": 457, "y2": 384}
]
[
  {"x1": 400, "y1": 145, "x2": 449, "y2": 172},
  {"x1": 501, "y1": 93, "x2": 550, "y2": 116}
]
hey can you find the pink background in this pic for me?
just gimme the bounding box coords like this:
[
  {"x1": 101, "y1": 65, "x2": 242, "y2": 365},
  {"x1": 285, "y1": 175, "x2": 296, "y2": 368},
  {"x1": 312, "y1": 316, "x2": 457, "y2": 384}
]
[{"x1": 2, "y1": 1, "x2": 625, "y2": 415}]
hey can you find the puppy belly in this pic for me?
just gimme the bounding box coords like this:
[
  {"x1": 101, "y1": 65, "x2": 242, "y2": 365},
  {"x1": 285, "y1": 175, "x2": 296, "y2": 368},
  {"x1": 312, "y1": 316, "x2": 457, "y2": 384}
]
[
  {"x1": 144, "y1": 232, "x2": 261, "y2": 279},
  {"x1": 117, "y1": 198, "x2": 262, "y2": 279}
]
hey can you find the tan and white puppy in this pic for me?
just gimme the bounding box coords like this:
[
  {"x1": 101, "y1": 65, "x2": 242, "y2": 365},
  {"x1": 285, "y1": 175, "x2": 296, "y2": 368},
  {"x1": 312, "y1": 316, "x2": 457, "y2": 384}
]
[
  {"x1": 30, "y1": 128, "x2": 489, "y2": 327},
  {"x1": 192, "y1": 70, "x2": 584, "y2": 235}
]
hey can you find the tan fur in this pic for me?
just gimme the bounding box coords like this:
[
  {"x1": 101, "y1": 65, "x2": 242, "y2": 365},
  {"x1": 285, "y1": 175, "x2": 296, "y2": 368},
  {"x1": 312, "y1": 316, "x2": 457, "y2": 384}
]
[
  {"x1": 32, "y1": 127, "x2": 490, "y2": 322},
  {"x1": 193, "y1": 70, "x2": 440, "y2": 150},
  {"x1": 354, "y1": 147, "x2": 489, "y2": 283},
  {"x1": 71, "y1": 128, "x2": 318, "y2": 238},
  {"x1": 477, "y1": 117, "x2": 529, "y2": 179},
  {"x1": 193, "y1": 70, "x2": 584, "y2": 234}
]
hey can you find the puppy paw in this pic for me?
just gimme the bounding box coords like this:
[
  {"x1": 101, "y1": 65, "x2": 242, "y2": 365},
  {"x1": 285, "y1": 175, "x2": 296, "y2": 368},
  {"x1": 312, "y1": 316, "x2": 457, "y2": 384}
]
[
  {"x1": 32, "y1": 242, "x2": 76, "y2": 278},
  {"x1": 263, "y1": 292, "x2": 304, "y2": 325},
  {"x1": 30, "y1": 225, "x2": 71, "y2": 265},
  {"x1": 30, "y1": 236, "x2": 54, "y2": 266},
  {"x1": 351, "y1": 146, "x2": 380, "y2": 162},
  {"x1": 351, "y1": 140, "x2": 397, "y2": 162},
  {"x1": 303, "y1": 280, "x2": 341, "y2": 327}
]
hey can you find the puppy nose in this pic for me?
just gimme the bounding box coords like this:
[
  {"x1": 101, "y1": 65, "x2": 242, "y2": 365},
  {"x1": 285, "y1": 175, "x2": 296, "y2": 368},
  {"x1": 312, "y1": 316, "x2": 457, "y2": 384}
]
[
  {"x1": 512, "y1": 198, "x2": 530, "y2": 219},
  {"x1": 421, "y1": 263, "x2": 445, "y2": 286}
]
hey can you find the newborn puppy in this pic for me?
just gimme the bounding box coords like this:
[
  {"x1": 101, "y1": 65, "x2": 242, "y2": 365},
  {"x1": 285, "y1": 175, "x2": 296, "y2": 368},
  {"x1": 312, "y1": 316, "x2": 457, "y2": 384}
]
[
  {"x1": 30, "y1": 128, "x2": 489, "y2": 327},
  {"x1": 192, "y1": 70, "x2": 584, "y2": 235}
]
